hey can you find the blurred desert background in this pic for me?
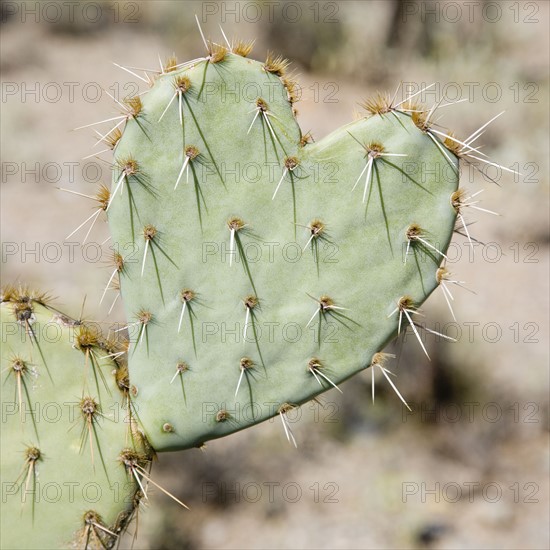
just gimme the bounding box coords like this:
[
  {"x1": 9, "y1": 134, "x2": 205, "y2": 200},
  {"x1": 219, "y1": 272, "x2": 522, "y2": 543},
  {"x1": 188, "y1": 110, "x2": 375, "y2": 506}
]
[{"x1": 1, "y1": 1, "x2": 549, "y2": 548}]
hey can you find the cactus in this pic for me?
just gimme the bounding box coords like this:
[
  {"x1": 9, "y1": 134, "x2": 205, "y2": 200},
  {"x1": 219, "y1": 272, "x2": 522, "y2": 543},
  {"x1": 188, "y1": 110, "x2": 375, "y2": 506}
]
[
  {"x1": 2, "y1": 30, "x2": 515, "y2": 548},
  {"x1": 0, "y1": 286, "x2": 150, "y2": 549},
  {"x1": 106, "y1": 46, "x2": 460, "y2": 452}
]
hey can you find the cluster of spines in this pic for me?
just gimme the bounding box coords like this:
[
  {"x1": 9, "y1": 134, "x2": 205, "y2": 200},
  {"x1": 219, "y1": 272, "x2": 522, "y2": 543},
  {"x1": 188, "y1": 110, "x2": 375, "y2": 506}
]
[{"x1": 361, "y1": 84, "x2": 516, "y2": 182}]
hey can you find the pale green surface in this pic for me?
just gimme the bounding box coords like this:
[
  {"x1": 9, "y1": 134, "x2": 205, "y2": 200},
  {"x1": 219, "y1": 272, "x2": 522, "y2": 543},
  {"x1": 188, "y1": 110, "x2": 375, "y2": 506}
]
[
  {"x1": 109, "y1": 54, "x2": 458, "y2": 451},
  {"x1": 0, "y1": 301, "x2": 140, "y2": 549}
]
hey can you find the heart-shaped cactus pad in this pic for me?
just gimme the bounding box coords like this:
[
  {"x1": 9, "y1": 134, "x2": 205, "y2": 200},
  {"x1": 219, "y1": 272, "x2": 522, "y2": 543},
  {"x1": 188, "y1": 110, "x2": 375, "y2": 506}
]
[{"x1": 106, "y1": 47, "x2": 459, "y2": 451}]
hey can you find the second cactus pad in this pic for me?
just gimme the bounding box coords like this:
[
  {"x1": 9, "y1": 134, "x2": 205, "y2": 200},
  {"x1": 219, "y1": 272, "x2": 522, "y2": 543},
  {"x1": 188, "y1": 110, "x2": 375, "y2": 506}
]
[
  {"x1": 0, "y1": 287, "x2": 149, "y2": 549},
  {"x1": 107, "y1": 49, "x2": 459, "y2": 451}
]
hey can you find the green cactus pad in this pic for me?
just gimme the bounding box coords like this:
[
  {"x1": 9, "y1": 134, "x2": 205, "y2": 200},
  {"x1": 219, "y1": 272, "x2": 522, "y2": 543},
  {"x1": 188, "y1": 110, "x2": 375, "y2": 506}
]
[
  {"x1": 106, "y1": 52, "x2": 459, "y2": 451},
  {"x1": 0, "y1": 287, "x2": 149, "y2": 549}
]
